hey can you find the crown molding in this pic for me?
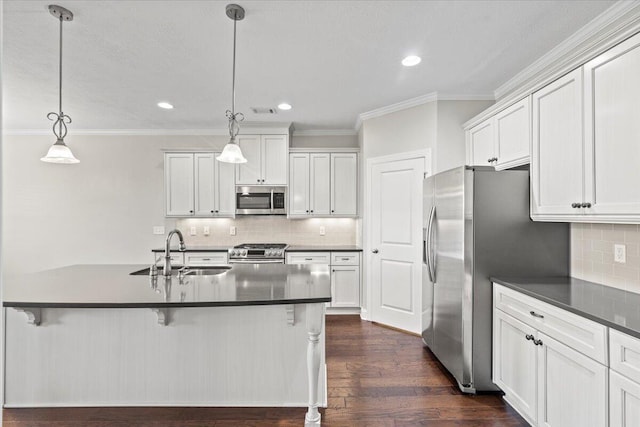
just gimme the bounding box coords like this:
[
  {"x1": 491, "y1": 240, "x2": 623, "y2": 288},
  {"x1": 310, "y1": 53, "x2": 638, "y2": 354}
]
[
  {"x1": 292, "y1": 129, "x2": 357, "y2": 137},
  {"x1": 358, "y1": 92, "x2": 438, "y2": 125},
  {"x1": 494, "y1": 0, "x2": 640, "y2": 100},
  {"x1": 436, "y1": 93, "x2": 495, "y2": 101}
]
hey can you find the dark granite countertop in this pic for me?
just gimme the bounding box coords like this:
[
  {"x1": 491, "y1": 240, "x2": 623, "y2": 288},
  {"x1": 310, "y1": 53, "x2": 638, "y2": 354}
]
[
  {"x1": 152, "y1": 246, "x2": 229, "y2": 252},
  {"x1": 492, "y1": 276, "x2": 640, "y2": 339},
  {"x1": 285, "y1": 245, "x2": 362, "y2": 252},
  {"x1": 3, "y1": 264, "x2": 331, "y2": 309}
]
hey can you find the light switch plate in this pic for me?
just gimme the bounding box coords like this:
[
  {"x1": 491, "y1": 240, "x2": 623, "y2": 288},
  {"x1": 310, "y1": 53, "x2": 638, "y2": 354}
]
[
  {"x1": 319, "y1": 226, "x2": 326, "y2": 236},
  {"x1": 203, "y1": 226, "x2": 210, "y2": 236},
  {"x1": 190, "y1": 226, "x2": 197, "y2": 236},
  {"x1": 230, "y1": 226, "x2": 237, "y2": 236},
  {"x1": 614, "y1": 244, "x2": 626, "y2": 263},
  {"x1": 153, "y1": 226, "x2": 165, "y2": 235}
]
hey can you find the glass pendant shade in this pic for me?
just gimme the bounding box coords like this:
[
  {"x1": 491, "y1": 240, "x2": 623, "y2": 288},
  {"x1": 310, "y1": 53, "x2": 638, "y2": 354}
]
[
  {"x1": 216, "y1": 140, "x2": 247, "y2": 163},
  {"x1": 41, "y1": 138, "x2": 79, "y2": 164}
]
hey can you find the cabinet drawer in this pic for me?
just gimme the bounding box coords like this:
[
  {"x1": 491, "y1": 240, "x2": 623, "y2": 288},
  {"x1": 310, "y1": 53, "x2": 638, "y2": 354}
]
[
  {"x1": 331, "y1": 252, "x2": 360, "y2": 266},
  {"x1": 185, "y1": 252, "x2": 228, "y2": 266},
  {"x1": 286, "y1": 252, "x2": 330, "y2": 265},
  {"x1": 610, "y1": 329, "x2": 640, "y2": 384},
  {"x1": 154, "y1": 252, "x2": 184, "y2": 265},
  {"x1": 494, "y1": 283, "x2": 608, "y2": 364}
]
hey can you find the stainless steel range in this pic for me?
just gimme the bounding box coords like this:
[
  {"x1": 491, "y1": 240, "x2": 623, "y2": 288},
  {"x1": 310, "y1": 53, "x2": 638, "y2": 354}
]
[{"x1": 228, "y1": 243, "x2": 288, "y2": 264}]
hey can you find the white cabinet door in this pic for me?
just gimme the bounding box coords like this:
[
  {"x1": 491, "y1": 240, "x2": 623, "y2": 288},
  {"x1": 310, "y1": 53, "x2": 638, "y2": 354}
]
[
  {"x1": 531, "y1": 69, "x2": 584, "y2": 219},
  {"x1": 583, "y1": 31, "x2": 640, "y2": 217},
  {"x1": 216, "y1": 156, "x2": 236, "y2": 216},
  {"x1": 194, "y1": 153, "x2": 215, "y2": 216},
  {"x1": 469, "y1": 119, "x2": 495, "y2": 166},
  {"x1": 610, "y1": 370, "x2": 640, "y2": 427},
  {"x1": 495, "y1": 97, "x2": 530, "y2": 170},
  {"x1": 493, "y1": 310, "x2": 538, "y2": 425},
  {"x1": 289, "y1": 153, "x2": 310, "y2": 216},
  {"x1": 310, "y1": 153, "x2": 331, "y2": 215},
  {"x1": 331, "y1": 153, "x2": 357, "y2": 216},
  {"x1": 537, "y1": 332, "x2": 608, "y2": 427},
  {"x1": 236, "y1": 135, "x2": 262, "y2": 185},
  {"x1": 331, "y1": 265, "x2": 360, "y2": 308},
  {"x1": 165, "y1": 153, "x2": 195, "y2": 217},
  {"x1": 262, "y1": 135, "x2": 288, "y2": 185}
]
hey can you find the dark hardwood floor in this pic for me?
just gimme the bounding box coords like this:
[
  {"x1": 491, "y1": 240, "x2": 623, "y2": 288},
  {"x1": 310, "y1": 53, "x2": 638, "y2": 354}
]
[{"x1": 3, "y1": 315, "x2": 527, "y2": 426}]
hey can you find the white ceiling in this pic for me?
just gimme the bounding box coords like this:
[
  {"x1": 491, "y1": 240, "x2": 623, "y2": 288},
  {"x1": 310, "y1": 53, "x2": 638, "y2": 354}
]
[{"x1": 2, "y1": 0, "x2": 616, "y2": 133}]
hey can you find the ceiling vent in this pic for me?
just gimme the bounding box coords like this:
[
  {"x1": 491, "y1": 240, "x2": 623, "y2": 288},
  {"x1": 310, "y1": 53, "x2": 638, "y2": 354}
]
[{"x1": 250, "y1": 107, "x2": 278, "y2": 114}]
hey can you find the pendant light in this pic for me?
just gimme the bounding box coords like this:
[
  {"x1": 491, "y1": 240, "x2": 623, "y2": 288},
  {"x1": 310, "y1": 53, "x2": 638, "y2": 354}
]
[
  {"x1": 216, "y1": 4, "x2": 247, "y2": 164},
  {"x1": 41, "y1": 4, "x2": 79, "y2": 164}
]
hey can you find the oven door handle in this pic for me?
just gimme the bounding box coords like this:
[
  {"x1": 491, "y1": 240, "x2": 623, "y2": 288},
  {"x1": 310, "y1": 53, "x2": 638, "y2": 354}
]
[
  {"x1": 270, "y1": 189, "x2": 274, "y2": 213},
  {"x1": 228, "y1": 259, "x2": 285, "y2": 264}
]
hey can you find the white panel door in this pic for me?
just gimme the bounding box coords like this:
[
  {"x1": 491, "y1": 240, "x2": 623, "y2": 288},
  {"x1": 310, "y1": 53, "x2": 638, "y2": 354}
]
[
  {"x1": 610, "y1": 370, "x2": 640, "y2": 427},
  {"x1": 370, "y1": 157, "x2": 424, "y2": 333},
  {"x1": 262, "y1": 135, "x2": 288, "y2": 185},
  {"x1": 470, "y1": 119, "x2": 495, "y2": 166},
  {"x1": 537, "y1": 333, "x2": 607, "y2": 427},
  {"x1": 310, "y1": 153, "x2": 330, "y2": 215},
  {"x1": 194, "y1": 153, "x2": 215, "y2": 216},
  {"x1": 495, "y1": 97, "x2": 530, "y2": 170},
  {"x1": 331, "y1": 266, "x2": 360, "y2": 308},
  {"x1": 165, "y1": 153, "x2": 194, "y2": 216},
  {"x1": 331, "y1": 153, "x2": 357, "y2": 216},
  {"x1": 236, "y1": 135, "x2": 262, "y2": 185},
  {"x1": 289, "y1": 153, "x2": 310, "y2": 216},
  {"x1": 216, "y1": 154, "x2": 236, "y2": 216},
  {"x1": 584, "y1": 31, "x2": 640, "y2": 216},
  {"x1": 493, "y1": 310, "x2": 538, "y2": 425},
  {"x1": 531, "y1": 69, "x2": 584, "y2": 218}
]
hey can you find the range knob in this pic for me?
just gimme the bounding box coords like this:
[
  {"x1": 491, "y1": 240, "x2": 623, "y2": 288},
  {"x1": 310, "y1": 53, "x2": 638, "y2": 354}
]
[{"x1": 242, "y1": 250, "x2": 247, "y2": 256}]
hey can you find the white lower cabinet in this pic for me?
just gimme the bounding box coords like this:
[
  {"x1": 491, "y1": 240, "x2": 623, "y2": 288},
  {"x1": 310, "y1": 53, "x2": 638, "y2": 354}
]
[
  {"x1": 286, "y1": 251, "x2": 360, "y2": 309},
  {"x1": 610, "y1": 370, "x2": 640, "y2": 427},
  {"x1": 493, "y1": 283, "x2": 608, "y2": 427}
]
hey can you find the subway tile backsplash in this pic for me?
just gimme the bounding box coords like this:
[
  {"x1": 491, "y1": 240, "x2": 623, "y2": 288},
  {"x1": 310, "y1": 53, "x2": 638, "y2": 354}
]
[
  {"x1": 571, "y1": 223, "x2": 640, "y2": 293},
  {"x1": 176, "y1": 217, "x2": 358, "y2": 247}
]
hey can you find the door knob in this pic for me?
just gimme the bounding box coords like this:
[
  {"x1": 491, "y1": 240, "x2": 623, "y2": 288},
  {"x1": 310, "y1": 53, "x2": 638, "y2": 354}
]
[{"x1": 372, "y1": 249, "x2": 379, "y2": 254}]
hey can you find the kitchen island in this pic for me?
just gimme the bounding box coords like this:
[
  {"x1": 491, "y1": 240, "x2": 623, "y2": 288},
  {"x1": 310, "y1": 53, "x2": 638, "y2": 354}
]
[{"x1": 3, "y1": 264, "x2": 330, "y2": 425}]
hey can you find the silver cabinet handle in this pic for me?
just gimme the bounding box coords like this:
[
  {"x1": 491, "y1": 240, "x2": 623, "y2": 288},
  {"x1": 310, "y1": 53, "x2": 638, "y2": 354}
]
[
  {"x1": 525, "y1": 334, "x2": 534, "y2": 341},
  {"x1": 582, "y1": 202, "x2": 592, "y2": 208},
  {"x1": 571, "y1": 203, "x2": 580, "y2": 208},
  {"x1": 304, "y1": 258, "x2": 313, "y2": 261},
  {"x1": 533, "y1": 338, "x2": 543, "y2": 346},
  {"x1": 530, "y1": 311, "x2": 544, "y2": 319},
  {"x1": 341, "y1": 258, "x2": 350, "y2": 261},
  {"x1": 372, "y1": 249, "x2": 379, "y2": 254}
]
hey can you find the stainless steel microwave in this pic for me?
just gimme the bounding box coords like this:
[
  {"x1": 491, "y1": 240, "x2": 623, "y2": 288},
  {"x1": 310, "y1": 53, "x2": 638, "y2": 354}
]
[{"x1": 236, "y1": 186, "x2": 287, "y2": 215}]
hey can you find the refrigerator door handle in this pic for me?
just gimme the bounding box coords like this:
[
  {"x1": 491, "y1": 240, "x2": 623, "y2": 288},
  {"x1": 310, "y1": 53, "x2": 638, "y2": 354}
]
[
  {"x1": 422, "y1": 227, "x2": 428, "y2": 265},
  {"x1": 426, "y1": 206, "x2": 436, "y2": 282}
]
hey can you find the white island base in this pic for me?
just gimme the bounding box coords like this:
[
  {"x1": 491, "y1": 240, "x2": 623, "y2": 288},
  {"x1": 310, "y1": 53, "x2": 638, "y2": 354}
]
[{"x1": 5, "y1": 303, "x2": 326, "y2": 423}]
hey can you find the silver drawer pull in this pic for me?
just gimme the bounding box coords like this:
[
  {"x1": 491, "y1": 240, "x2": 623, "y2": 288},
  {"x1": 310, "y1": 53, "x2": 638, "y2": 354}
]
[
  {"x1": 201, "y1": 258, "x2": 211, "y2": 261},
  {"x1": 525, "y1": 334, "x2": 534, "y2": 341},
  {"x1": 305, "y1": 258, "x2": 313, "y2": 261},
  {"x1": 530, "y1": 311, "x2": 544, "y2": 319},
  {"x1": 341, "y1": 258, "x2": 350, "y2": 261},
  {"x1": 533, "y1": 338, "x2": 543, "y2": 346}
]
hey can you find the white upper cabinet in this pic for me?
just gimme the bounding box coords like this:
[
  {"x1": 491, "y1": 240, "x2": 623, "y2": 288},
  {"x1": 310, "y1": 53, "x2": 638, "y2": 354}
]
[
  {"x1": 165, "y1": 152, "x2": 235, "y2": 217},
  {"x1": 531, "y1": 32, "x2": 640, "y2": 223},
  {"x1": 236, "y1": 134, "x2": 288, "y2": 185},
  {"x1": 531, "y1": 68, "x2": 584, "y2": 219},
  {"x1": 466, "y1": 98, "x2": 531, "y2": 170},
  {"x1": 331, "y1": 153, "x2": 357, "y2": 216},
  {"x1": 165, "y1": 153, "x2": 195, "y2": 217},
  {"x1": 469, "y1": 119, "x2": 495, "y2": 166},
  {"x1": 289, "y1": 151, "x2": 357, "y2": 218},
  {"x1": 583, "y1": 31, "x2": 640, "y2": 218},
  {"x1": 494, "y1": 97, "x2": 530, "y2": 170},
  {"x1": 311, "y1": 154, "x2": 331, "y2": 215}
]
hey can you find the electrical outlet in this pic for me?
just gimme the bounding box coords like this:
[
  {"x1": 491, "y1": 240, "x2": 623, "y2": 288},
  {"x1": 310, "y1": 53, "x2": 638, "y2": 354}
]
[
  {"x1": 203, "y1": 226, "x2": 210, "y2": 236},
  {"x1": 319, "y1": 226, "x2": 326, "y2": 236},
  {"x1": 615, "y1": 314, "x2": 627, "y2": 326},
  {"x1": 614, "y1": 244, "x2": 626, "y2": 263},
  {"x1": 230, "y1": 226, "x2": 236, "y2": 236},
  {"x1": 190, "y1": 226, "x2": 197, "y2": 236},
  {"x1": 153, "y1": 226, "x2": 165, "y2": 235}
]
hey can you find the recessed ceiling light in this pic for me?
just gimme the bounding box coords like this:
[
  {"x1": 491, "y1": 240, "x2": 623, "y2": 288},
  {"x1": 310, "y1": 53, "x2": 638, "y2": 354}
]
[
  {"x1": 402, "y1": 55, "x2": 421, "y2": 67},
  {"x1": 278, "y1": 103, "x2": 292, "y2": 110},
  {"x1": 157, "y1": 102, "x2": 174, "y2": 109}
]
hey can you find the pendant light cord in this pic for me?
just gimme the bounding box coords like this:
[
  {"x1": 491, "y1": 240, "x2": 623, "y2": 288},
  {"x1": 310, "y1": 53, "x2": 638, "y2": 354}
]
[
  {"x1": 231, "y1": 16, "x2": 236, "y2": 115},
  {"x1": 58, "y1": 15, "x2": 63, "y2": 132}
]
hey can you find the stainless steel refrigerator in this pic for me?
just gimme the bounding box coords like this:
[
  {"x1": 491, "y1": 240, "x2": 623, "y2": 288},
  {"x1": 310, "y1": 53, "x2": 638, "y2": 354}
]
[{"x1": 422, "y1": 166, "x2": 569, "y2": 393}]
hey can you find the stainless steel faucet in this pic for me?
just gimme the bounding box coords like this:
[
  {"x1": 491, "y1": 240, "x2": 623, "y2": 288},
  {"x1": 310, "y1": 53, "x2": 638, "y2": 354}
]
[{"x1": 164, "y1": 229, "x2": 186, "y2": 276}]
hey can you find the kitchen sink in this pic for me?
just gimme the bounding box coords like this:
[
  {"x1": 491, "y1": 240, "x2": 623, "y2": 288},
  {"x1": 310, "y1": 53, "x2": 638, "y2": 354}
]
[{"x1": 130, "y1": 266, "x2": 231, "y2": 276}]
